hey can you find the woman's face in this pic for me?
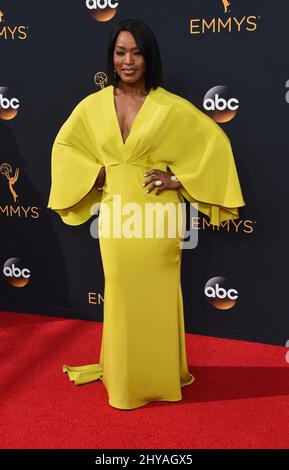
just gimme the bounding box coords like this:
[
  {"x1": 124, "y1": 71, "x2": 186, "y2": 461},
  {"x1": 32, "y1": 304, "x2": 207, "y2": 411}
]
[{"x1": 113, "y1": 31, "x2": 146, "y2": 86}]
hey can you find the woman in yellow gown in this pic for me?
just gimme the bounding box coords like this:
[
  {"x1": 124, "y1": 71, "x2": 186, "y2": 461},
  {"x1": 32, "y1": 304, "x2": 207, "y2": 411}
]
[{"x1": 47, "y1": 20, "x2": 245, "y2": 410}]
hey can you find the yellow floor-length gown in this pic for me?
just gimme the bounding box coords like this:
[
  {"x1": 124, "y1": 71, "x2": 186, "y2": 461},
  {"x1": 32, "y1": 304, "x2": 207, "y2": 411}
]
[{"x1": 47, "y1": 84, "x2": 245, "y2": 410}]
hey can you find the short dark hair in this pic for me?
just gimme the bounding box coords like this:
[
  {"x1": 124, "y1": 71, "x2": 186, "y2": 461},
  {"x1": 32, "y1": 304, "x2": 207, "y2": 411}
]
[{"x1": 106, "y1": 19, "x2": 163, "y2": 92}]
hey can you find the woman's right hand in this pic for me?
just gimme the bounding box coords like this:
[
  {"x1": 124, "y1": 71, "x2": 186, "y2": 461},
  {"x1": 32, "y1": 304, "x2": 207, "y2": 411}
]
[{"x1": 94, "y1": 166, "x2": 106, "y2": 191}]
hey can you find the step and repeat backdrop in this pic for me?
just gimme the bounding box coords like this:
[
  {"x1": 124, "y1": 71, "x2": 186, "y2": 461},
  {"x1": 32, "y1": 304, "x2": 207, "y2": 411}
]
[{"x1": 0, "y1": 0, "x2": 287, "y2": 345}]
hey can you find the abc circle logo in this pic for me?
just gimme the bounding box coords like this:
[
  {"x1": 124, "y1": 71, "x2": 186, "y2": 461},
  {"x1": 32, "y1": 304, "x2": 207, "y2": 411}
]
[
  {"x1": 203, "y1": 85, "x2": 239, "y2": 123},
  {"x1": 3, "y1": 257, "x2": 31, "y2": 287},
  {"x1": 0, "y1": 87, "x2": 20, "y2": 120},
  {"x1": 86, "y1": 0, "x2": 119, "y2": 21},
  {"x1": 204, "y1": 276, "x2": 238, "y2": 309}
]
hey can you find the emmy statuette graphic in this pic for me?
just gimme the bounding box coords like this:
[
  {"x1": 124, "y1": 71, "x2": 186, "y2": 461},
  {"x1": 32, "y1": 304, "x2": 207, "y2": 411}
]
[
  {"x1": 0, "y1": 163, "x2": 19, "y2": 202},
  {"x1": 94, "y1": 71, "x2": 108, "y2": 89}
]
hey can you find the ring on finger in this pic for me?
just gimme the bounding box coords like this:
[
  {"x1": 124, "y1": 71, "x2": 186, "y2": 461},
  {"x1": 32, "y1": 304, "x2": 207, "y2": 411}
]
[{"x1": 154, "y1": 180, "x2": 163, "y2": 187}]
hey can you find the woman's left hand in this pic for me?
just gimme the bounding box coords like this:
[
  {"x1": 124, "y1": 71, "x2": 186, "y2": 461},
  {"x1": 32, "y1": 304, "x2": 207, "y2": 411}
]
[{"x1": 143, "y1": 169, "x2": 182, "y2": 195}]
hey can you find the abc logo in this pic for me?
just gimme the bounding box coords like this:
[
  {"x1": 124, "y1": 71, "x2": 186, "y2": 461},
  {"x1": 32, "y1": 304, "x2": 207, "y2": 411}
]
[
  {"x1": 86, "y1": 0, "x2": 119, "y2": 21},
  {"x1": 204, "y1": 94, "x2": 238, "y2": 111},
  {"x1": 0, "y1": 87, "x2": 19, "y2": 120},
  {"x1": 203, "y1": 85, "x2": 239, "y2": 123},
  {"x1": 3, "y1": 257, "x2": 31, "y2": 287},
  {"x1": 0, "y1": 94, "x2": 19, "y2": 110},
  {"x1": 86, "y1": 0, "x2": 119, "y2": 9},
  {"x1": 204, "y1": 276, "x2": 238, "y2": 309}
]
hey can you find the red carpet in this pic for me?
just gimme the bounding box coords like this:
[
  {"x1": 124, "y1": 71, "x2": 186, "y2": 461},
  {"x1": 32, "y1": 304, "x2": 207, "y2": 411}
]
[{"x1": 1, "y1": 310, "x2": 289, "y2": 449}]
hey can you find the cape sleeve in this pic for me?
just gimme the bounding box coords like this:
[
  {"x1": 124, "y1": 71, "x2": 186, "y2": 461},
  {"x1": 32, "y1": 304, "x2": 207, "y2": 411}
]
[
  {"x1": 47, "y1": 98, "x2": 104, "y2": 226},
  {"x1": 167, "y1": 101, "x2": 246, "y2": 227}
]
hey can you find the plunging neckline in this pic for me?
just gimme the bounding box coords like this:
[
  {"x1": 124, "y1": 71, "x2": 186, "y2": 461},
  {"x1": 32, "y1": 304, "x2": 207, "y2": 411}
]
[{"x1": 110, "y1": 85, "x2": 152, "y2": 146}]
